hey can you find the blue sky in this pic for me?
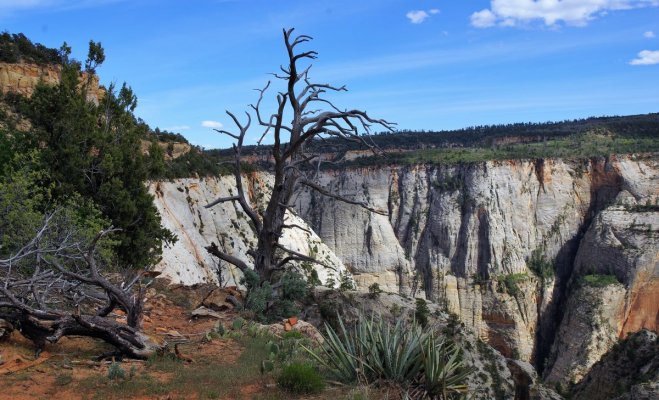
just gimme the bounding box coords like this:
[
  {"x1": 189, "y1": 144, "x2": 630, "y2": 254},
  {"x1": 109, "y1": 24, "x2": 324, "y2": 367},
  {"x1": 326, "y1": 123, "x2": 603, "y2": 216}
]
[{"x1": 1, "y1": 0, "x2": 658, "y2": 148}]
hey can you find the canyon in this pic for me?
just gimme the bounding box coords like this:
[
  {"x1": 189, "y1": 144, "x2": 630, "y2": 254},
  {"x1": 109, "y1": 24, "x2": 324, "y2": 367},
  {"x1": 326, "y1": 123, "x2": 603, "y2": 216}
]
[
  {"x1": 2, "y1": 59, "x2": 656, "y2": 397},
  {"x1": 153, "y1": 154, "x2": 658, "y2": 389}
]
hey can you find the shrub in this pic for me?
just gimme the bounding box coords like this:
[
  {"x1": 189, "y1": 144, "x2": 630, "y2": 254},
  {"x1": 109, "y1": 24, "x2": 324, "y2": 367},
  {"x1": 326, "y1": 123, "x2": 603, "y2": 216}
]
[
  {"x1": 54, "y1": 372, "x2": 73, "y2": 386},
  {"x1": 281, "y1": 271, "x2": 307, "y2": 301},
  {"x1": 368, "y1": 283, "x2": 383, "y2": 299},
  {"x1": 581, "y1": 274, "x2": 620, "y2": 287},
  {"x1": 107, "y1": 362, "x2": 126, "y2": 381},
  {"x1": 339, "y1": 271, "x2": 356, "y2": 291},
  {"x1": 240, "y1": 269, "x2": 273, "y2": 316},
  {"x1": 277, "y1": 363, "x2": 325, "y2": 394},
  {"x1": 527, "y1": 249, "x2": 555, "y2": 282},
  {"x1": 496, "y1": 273, "x2": 528, "y2": 297},
  {"x1": 415, "y1": 298, "x2": 430, "y2": 327}
]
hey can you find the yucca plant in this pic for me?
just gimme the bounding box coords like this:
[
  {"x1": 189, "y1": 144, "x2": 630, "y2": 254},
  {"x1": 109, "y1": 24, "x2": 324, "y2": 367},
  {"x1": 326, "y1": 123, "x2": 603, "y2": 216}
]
[
  {"x1": 304, "y1": 315, "x2": 367, "y2": 382},
  {"x1": 359, "y1": 316, "x2": 426, "y2": 383},
  {"x1": 304, "y1": 311, "x2": 472, "y2": 399},
  {"x1": 420, "y1": 335, "x2": 472, "y2": 399}
]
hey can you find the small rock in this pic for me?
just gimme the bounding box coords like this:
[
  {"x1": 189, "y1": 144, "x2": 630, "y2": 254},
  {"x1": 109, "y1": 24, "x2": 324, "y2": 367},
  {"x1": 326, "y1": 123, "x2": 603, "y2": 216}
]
[{"x1": 191, "y1": 306, "x2": 223, "y2": 319}]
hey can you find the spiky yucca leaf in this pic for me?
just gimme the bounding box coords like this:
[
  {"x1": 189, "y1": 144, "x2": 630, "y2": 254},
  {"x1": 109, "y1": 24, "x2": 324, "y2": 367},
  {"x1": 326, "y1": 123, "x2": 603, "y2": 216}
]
[
  {"x1": 304, "y1": 311, "x2": 472, "y2": 399},
  {"x1": 421, "y1": 334, "x2": 472, "y2": 399}
]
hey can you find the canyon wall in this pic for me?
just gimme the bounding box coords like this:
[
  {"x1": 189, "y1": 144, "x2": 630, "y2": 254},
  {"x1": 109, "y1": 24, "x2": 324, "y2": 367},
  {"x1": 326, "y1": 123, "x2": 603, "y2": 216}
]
[
  {"x1": 151, "y1": 154, "x2": 657, "y2": 387},
  {"x1": 148, "y1": 175, "x2": 349, "y2": 287},
  {"x1": 293, "y1": 155, "x2": 658, "y2": 383},
  {"x1": 151, "y1": 155, "x2": 657, "y2": 386}
]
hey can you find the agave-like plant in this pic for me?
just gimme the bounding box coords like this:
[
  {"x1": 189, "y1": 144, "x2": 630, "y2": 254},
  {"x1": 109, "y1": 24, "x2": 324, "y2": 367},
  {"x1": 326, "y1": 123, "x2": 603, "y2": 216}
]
[
  {"x1": 359, "y1": 315, "x2": 426, "y2": 384},
  {"x1": 421, "y1": 334, "x2": 472, "y2": 399},
  {"x1": 304, "y1": 315, "x2": 367, "y2": 382},
  {"x1": 304, "y1": 312, "x2": 473, "y2": 399}
]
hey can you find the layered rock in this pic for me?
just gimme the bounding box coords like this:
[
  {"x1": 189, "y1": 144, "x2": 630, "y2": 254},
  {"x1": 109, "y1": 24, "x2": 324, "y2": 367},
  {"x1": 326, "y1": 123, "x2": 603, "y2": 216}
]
[
  {"x1": 544, "y1": 189, "x2": 659, "y2": 385},
  {"x1": 293, "y1": 155, "x2": 658, "y2": 370},
  {"x1": 149, "y1": 175, "x2": 348, "y2": 287},
  {"x1": 0, "y1": 62, "x2": 104, "y2": 103},
  {"x1": 150, "y1": 154, "x2": 657, "y2": 390}
]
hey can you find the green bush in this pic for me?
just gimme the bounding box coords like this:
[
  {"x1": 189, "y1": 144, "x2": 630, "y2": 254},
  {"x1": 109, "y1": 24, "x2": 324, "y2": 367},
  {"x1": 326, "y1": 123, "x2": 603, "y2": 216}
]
[
  {"x1": 339, "y1": 271, "x2": 356, "y2": 291},
  {"x1": 527, "y1": 249, "x2": 555, "y2": 281},
  {"x1": 107, "y1": 362, "x2": 126, "y2": 381},
  {"x1": 415, "y1": 298, "x2": 430, "y2": 327},
  {"x1": 276, "y1": 363, "x2": 325, "y2": 394},
  {"x1": 281, "y1": 271, "x2": 308, "y2": 301},
  {"x1": 581, "y1": 274, "x2": 620, "y2": 287},
  {"x1": 368, "y1": 282, "x2": 383, "y2": 299},
  {"x1": 496, "y1": 273, "x2": 528, "y2": 297}
]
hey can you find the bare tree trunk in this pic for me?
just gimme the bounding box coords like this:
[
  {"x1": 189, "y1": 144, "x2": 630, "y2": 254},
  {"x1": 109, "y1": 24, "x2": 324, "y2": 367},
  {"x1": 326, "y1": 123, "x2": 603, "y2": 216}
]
[{"x1": 205, "y1": 28, "x2": 394, "y2": 285}]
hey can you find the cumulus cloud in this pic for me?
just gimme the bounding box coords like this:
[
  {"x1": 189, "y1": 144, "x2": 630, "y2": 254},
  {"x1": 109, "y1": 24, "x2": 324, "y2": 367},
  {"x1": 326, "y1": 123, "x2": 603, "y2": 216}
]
[
  {"x1": 470, "y1": 0, "x2": 659, "y2": 28},
  {"x1": 201, "y1": 120, "x2": 223, "y2": 129},
  {"x1": 471, "y1": 9, "x2": 497, "y2": 27},
  {"x1": 629, "y1": 49, "x2": 659, "y2": 65},
  {"x1": 407, "y1": 10, "x2": 430, "y2": 24},
  {"x1": 644, "y1": 30, "x2": 656, "y2": 38},
  {"x1": 406, "y1": 8, "x2": 440, "y2": 24}
]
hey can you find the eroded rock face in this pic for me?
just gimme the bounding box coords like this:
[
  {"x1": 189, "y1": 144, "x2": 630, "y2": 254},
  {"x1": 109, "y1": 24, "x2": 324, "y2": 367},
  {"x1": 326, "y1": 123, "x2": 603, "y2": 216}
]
[
  {"x1": 0, "y1": 62, "x2": 104, "y2": 103},
  {"x1": 293, "y1": 155, "x2": 658, "y2": 371},
  {"x1": 149, "y1": 175, "x2": 349, "y2": 287},
  {"x1": 571, "y1": 330, "x2": 658, "y2": 400},
  {"x1": 151, "y1": 154, "x2": 657, "y2": 390},
  {"x1": 544, "y1": 190, "x2": 659, "y2": 385},
  {"x1": 544, "y1": 284, "x2": 627, "y2": 385}
]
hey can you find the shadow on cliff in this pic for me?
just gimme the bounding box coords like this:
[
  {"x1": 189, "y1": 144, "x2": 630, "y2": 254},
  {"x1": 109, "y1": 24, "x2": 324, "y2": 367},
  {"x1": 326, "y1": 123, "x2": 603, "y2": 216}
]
[{"x1": 534, "y1": 157, "x2": 623, "y2": 374}]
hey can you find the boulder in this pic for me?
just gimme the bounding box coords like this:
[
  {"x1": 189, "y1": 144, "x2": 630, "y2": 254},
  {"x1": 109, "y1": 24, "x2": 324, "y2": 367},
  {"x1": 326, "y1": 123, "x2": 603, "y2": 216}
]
[{"x1": 191, "y1": 306, "x2": 223, "y2": 319}]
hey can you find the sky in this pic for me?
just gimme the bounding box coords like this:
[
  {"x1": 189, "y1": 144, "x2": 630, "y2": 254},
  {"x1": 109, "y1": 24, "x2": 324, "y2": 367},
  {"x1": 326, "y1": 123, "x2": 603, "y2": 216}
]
[{"x1": 1, "y1": 0, "x2": 658, "y2": 149}]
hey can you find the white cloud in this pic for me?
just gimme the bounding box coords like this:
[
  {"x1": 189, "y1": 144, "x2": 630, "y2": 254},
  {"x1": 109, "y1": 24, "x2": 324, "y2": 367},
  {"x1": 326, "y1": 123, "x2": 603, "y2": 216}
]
[
  {"x1": 629, "y1": 49, "x2": 659, "y2": 65},
  {"x1": 406, "y1": 8, "x2": 441, "y2": 23},
  {"x1": 406, "y1": 10, "x2": 429, "y2": 24},
  {"x1": 471, "y1": 0, "x2": 659, "y2": 28},
  {"x1": 165, "y1": 125, "x2": 190, "y2": 131},
  {"x1": 471, "y1": 9, "x2": 497, "y2": 27},
  {"x1": 201, "y1": 120, "x2": 224, "y2": 129},
  {"x1": 644, "y1": 30, "x2": 656, "y2": 38}
]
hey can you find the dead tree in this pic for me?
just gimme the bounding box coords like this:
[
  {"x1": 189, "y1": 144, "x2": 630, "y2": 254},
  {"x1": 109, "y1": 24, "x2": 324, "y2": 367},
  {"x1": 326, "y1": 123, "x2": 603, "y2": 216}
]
[
  {"x1": 206, "y1": 28, "x2": 394, "y2": 283},
  {"x1": 0, "y1": 211, "x2": 164, "y2": 359}
]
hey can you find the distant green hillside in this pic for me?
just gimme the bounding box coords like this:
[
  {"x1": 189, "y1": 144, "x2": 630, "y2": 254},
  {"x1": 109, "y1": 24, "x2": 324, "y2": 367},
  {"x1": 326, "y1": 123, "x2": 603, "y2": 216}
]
[{"x1": 199, "y1": 113, "x2": 659, "y2": 172}]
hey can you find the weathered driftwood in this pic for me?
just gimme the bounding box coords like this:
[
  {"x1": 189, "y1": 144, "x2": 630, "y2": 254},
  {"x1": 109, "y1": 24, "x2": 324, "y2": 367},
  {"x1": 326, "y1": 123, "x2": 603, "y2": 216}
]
[{"x1": 0, "y1": 213, "x2": 165, "y2": 359}]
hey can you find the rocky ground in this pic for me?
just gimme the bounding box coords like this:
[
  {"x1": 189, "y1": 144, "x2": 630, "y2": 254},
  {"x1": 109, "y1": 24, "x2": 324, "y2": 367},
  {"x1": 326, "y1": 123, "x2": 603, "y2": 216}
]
[{"x1": 0, "y1": 282, "x2": 403, "y2": 400}]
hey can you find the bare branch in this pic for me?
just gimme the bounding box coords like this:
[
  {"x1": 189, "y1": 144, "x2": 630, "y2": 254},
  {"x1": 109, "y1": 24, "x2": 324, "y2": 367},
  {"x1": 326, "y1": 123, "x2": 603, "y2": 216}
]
[
  {"x1": 204, "y1": 196, "x2": 241, "y2": 209},
  {"x1": 274, "y1": 244, "x2": 336, "y2": 271},
  {"x1": 282, "y1": 224, "x2": 312, "y2": 234},
  {"x1": 299, "y1": 179, "x2": 387, "y2": 215},
  {"x1": 205, "y1": 242, "x2": 250, "y2": 273}
]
